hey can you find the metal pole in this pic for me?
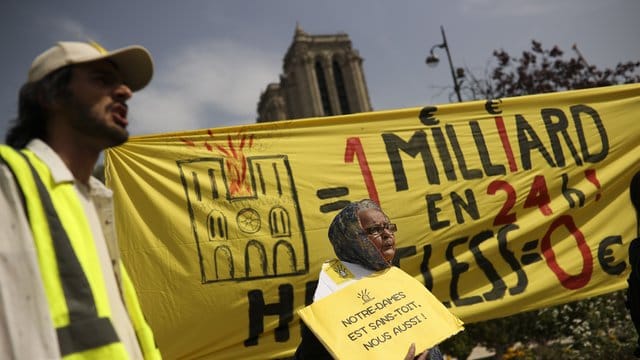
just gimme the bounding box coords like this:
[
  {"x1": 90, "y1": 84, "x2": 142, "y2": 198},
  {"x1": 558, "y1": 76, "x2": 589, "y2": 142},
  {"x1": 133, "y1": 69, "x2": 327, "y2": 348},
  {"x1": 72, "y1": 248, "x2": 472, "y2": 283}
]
[{"x1": 440, "y1": 25, "x2": 462, "y2": 102}]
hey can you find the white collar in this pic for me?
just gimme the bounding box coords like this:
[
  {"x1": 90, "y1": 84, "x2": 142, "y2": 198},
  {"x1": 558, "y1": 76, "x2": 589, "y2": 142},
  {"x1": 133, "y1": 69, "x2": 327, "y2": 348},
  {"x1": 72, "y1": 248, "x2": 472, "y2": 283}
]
[
  {"x1": 26, "y1": 139, "x2": 111, "y2": 197},
  {"x1": 27, "y1": 139, "x2": 74, "y2": 184}
]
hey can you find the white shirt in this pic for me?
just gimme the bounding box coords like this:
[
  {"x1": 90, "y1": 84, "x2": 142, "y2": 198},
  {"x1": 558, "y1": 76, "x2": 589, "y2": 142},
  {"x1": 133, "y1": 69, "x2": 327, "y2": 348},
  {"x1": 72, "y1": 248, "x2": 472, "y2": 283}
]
[
  {"x1": 313, "y1": 260, "x2": 375, "y2": 301},
  {"x1": 0, "y1": 140, "x2": 142, "y2": 359}
]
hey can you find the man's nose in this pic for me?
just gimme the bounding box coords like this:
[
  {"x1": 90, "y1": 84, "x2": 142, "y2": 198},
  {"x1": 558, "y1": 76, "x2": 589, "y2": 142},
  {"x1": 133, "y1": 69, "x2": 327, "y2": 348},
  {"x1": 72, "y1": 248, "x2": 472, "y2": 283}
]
[{"x1": 113, "y1": 83, "x2": 133, "y2": 101}]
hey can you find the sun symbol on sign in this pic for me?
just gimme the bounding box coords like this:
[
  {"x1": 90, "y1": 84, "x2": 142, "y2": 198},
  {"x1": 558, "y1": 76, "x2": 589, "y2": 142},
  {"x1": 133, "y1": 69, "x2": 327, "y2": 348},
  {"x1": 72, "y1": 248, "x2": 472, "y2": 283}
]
[
  {"x1": 236, "y1": 208, "x2": 261, "y2": 233},
  {"x1": 334, "y1": 263, "x2": 349, "y2": 278},
  {"x1": 357, "y1": 289, "x2": 374, "y2": 304}
]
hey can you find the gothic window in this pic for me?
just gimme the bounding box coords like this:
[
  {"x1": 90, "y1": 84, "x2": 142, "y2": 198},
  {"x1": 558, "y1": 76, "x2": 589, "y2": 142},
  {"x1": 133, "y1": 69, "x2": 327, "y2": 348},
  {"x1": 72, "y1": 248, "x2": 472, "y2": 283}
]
[
  {"x1": 269, "y1": 206, "x2": 291, "y2": 238},
  {"x1": 315, "y1": 60, "x2": 333, "y2": 116},
  {"x1": 207, "y1": 210, "x2": 228, "y2": 241},
  {"x1": 244, "y1": 240, "x2": 268, "y2": 276},
  {"x1": 333, "y1": 59, "x2": 351, "y2": 114},
  {"x1": 273, "y1": 240, "x2": 297, "y2": 274},
  {"x1": 213, "y1": 245, "x2": 234, "y2": 280}
]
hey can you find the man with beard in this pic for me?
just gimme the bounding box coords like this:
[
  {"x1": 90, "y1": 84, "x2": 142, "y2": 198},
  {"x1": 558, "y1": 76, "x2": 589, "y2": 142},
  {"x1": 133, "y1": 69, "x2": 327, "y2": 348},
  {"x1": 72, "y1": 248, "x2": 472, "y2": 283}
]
[{"x1": 0, "y1": 41, "x2": 160, "y2": 359}]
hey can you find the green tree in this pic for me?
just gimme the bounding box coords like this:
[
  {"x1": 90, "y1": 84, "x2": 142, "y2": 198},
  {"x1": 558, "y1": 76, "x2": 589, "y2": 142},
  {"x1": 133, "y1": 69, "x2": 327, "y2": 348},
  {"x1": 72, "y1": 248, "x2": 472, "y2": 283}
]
[
  {"x1": 439, "y1": 41, "x2": 640, "y2": 359},
  {"x1": 459, "y1": 40, "x2": 640, "y2": 101}
]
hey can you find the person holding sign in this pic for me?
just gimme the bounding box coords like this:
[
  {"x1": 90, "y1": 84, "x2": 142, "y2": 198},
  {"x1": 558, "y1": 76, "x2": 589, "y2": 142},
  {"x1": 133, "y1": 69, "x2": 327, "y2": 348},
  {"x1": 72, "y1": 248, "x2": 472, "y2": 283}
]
[{"x1": 294, "y1": 199, "x2": 445, "y2": 360}]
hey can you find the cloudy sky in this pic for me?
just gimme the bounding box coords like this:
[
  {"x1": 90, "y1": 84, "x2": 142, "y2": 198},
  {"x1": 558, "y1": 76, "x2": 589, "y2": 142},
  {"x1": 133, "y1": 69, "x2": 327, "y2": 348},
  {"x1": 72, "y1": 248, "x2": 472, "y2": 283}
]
[{"x1": 1, "y1": 0, "x2": 638, "y2": 141}]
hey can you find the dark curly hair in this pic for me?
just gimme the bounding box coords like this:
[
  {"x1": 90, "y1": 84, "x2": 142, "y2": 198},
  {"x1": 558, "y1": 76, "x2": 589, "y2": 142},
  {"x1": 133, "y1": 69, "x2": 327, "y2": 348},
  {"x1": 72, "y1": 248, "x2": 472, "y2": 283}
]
[{"x1": 5, "y1": 66, "x2": 73, "y2": 148}]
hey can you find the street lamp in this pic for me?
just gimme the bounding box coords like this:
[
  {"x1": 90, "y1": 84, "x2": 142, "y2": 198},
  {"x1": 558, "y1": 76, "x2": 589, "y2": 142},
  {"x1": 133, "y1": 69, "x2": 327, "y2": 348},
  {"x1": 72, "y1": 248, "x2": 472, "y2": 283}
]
[{"x1": 426, "y1": 25, "x2": 463, "y2": 102}]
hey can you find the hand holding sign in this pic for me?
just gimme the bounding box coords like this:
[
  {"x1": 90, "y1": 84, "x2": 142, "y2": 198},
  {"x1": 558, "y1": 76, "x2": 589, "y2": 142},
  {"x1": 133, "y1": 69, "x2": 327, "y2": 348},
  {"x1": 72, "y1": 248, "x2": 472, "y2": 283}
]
[{"x1": 404, "y1": 343, "x2": 429, "y2": 360}]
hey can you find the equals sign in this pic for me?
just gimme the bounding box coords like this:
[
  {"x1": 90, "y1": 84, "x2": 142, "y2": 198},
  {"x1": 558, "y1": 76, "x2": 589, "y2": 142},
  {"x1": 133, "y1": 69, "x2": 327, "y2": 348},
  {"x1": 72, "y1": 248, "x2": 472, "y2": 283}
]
[
  {"x1": 317, "y1": 187, "x2": 350, "y2": 213},
  {"x1": 520, "y1": 239, "x2": 542, "y2": 265}
]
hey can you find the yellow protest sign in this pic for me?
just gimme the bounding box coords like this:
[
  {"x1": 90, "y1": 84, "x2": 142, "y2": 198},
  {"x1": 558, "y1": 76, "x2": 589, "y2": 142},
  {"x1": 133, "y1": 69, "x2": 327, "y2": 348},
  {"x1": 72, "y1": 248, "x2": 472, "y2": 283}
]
[
  {"x1": 298, "y1": 266, "x2": 464, "y2": 359},
  {"x1": 105, "y1": 84, "x2": 640, "y2": 359}
]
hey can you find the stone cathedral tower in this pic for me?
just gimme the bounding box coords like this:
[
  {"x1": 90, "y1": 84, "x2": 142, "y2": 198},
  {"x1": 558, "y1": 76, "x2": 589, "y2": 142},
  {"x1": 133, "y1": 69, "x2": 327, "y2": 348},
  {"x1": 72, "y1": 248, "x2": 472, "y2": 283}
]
[{"x1": 256, "y1": 24, "x2": 372, "y2": 122}]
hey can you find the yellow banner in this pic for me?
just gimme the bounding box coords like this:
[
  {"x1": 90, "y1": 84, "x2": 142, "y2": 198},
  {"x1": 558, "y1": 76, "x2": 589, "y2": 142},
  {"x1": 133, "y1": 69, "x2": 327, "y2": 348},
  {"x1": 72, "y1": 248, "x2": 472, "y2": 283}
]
[
  {"x1": 298, "y1": 265, "x2": 463, "y2": 359},
  {"x1": 105, "y1": 84, "x2": 640, "y2": 359}
]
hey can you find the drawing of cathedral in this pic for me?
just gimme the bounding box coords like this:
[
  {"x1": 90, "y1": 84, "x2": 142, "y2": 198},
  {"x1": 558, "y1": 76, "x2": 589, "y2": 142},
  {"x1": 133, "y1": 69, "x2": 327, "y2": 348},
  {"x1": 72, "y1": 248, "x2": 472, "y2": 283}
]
[{"x1": 177, "y1": 155, "x2": 309, "y2": 283}]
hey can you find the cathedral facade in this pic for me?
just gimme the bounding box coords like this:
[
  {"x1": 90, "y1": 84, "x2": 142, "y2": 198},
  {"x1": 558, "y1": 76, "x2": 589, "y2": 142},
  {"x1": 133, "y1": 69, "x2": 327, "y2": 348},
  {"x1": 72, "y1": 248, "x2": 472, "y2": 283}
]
[{"x1": 257, "y1": 24, "x2": 372, "y2": 122}]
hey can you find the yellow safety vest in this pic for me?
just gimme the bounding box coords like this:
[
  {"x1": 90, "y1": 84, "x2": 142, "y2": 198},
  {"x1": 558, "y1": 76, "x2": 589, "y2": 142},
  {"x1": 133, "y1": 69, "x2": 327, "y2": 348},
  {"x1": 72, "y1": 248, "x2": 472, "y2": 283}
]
[{"x1": 0, "y1": 145, "x2": 161, "y2": 359}]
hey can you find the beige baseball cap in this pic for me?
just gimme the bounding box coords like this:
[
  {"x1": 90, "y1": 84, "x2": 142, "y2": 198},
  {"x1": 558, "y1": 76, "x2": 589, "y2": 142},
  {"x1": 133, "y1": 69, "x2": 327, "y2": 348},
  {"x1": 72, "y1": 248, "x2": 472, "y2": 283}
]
[{"x1": 28, "y1": 41, "x2": 153, "y2": 91}]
